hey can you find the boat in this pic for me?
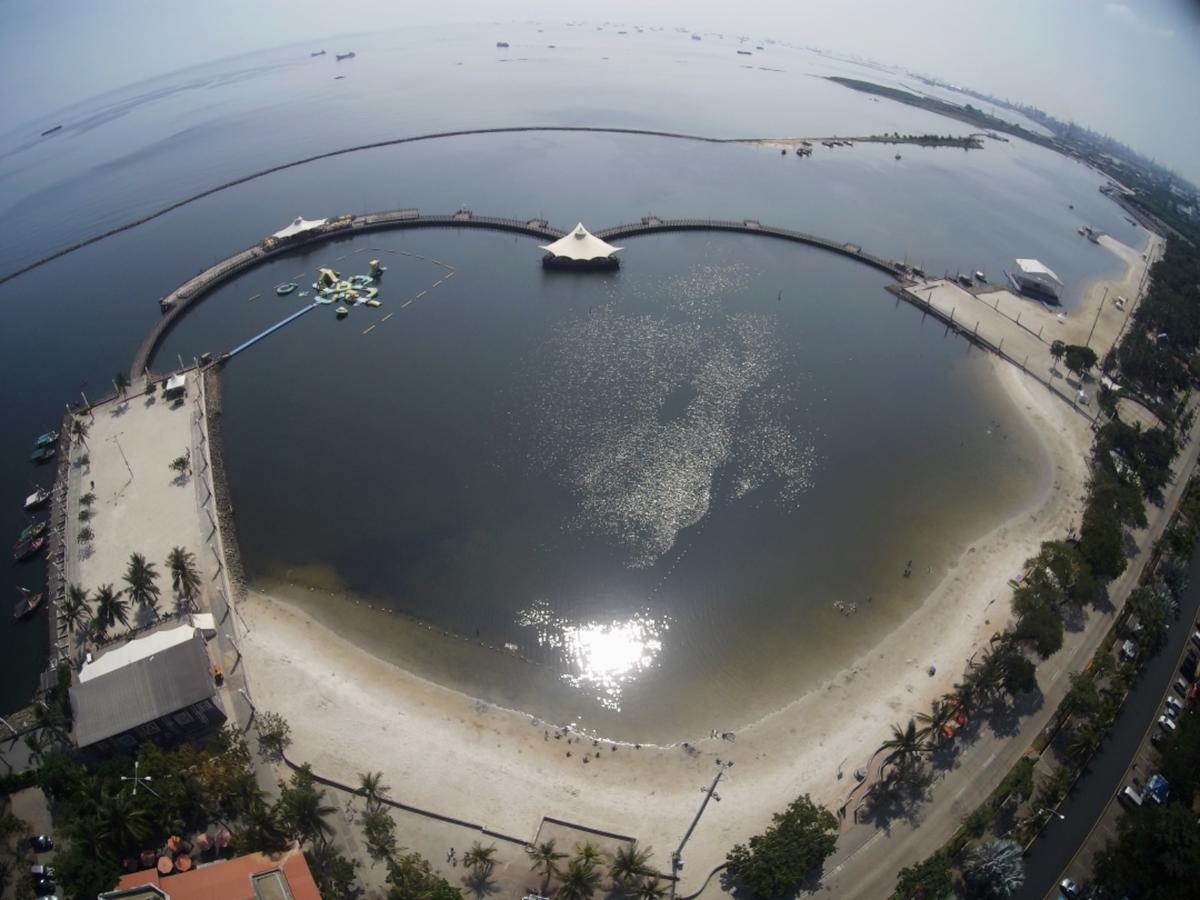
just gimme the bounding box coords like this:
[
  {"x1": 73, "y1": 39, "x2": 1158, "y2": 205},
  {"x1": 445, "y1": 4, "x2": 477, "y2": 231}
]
[
  {"x1": 30, "y1": 447, "x2": 55, "y2": 465},
  {"x1": 974, "y1": 270, "x2": 986, "y2": 282},
  {"x1": 692, "y1": 33, "x2": 702, "y2": 40},
  {"x1": 13, "y1": 590, "x2": 43, "y2": 621},
  {"x1": 18, "y1": 520, "x2": 46, "y2": 543},
  {"x1": 957, "y1": 274, "x2": 974, "y2": 287},
  {"x1": 1008, "y1": 258, "x2": 1064, "y2": 302},
  {"x1": 34, "y1": 431, "x2": 58, "y2": 448},
  {"x1": 336, "y1": 51, "x2": 356, "y2": 61},
  {"x1": 23, "y1": 489, "x2": 49, "y2": 511},
  {"x1": 737, "y1": 50, "x2": 752, "y2": 55},
  {"x1": 311, "y1": 50, "x2": 326, "y2": 56},
  {"x1": 40, "y1": 125, "x2": 62, "y2": 137},
  {"x1": 895, "y1": 153, "x2": 901, "y2": 160},
  {"x1": 366, "y1": 299, "x2": 382, "y2": 307},
  {"x1": 13, "y1": 536, "x2": 45, "y2": 562},
  {"x1": 275, "y1": 283, "x2": 299, "y2": 296},
  {"x1": 335, "y1": 306, "x2": 349, "y2": 318},
  {"x1": 496, "y1": 41, "x2": 509, "y2": 48}
]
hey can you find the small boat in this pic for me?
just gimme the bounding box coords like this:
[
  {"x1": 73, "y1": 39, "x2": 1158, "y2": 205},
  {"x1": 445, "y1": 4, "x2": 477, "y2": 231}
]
[
  {"x1": 13, "y1": 536, "x2": 45, "y2": 562},
  {"x1": 40, "y1": 125, "x2": 62, "y2": 137},
  {"x1": 974, "y1": 270, "x2": 986, "y2": 282},
  {"x1": 34, "y1": 431, "x2": 58, "y2": 447},
  {"x1": 335, "y1": 306, "x2": 349, "y2": 318},
  {"x1": 311, "y1": 49, "x2": 326, "y2": 57},
  {"x1": 336, "y1": 51, "x2": 356, "y2": 61},
  {"x1": 30, "y1": 447, "x2": 55, "y2": 465},
  {"x1": 13, "y1": 590, "x2": 43, "y2": 620},
  {"x1": 366, "y1": 299, "x2": 382, "y2": 307},
  {"x1": 958, "y1": 274, "x2": 974, "y2": 287},
  {"x1": 275, "y1": 283, "x2": 299, "y2": 296},
  {"x1": 496, "y1": 41, "x2": 510, "y2": 48},
  {"x1": 18, "y1": 520, "x2": 46, "y2": 543},
  {"x1": 23, "y1": 489, "x2": 49, "y2": 511},
  {"x1": 895, "y1": 153, "x2": 901, "y2": 160}
]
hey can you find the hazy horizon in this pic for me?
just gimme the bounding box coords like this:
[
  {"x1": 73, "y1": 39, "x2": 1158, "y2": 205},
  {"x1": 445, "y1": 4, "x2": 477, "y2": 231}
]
[{"x1": 2, "y1": 1, "x2": 1198, "y2": 184}]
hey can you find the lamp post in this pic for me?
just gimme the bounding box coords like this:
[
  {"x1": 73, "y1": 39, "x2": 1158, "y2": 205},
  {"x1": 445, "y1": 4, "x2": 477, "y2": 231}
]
[{"x1": 1037, "y1": 807, "x2": 1066, "y2": 821}]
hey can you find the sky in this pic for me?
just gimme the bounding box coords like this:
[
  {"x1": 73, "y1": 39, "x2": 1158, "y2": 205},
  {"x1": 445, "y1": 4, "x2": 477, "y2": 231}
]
[{"x1": 2, "y1": 0, "x2": 1198, "y2": 182}]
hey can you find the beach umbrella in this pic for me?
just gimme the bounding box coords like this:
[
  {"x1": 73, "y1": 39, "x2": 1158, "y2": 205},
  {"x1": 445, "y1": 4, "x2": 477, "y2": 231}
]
[
  {"x1": 215, "y1": 827, "x2": 231, "y2": 849},
  {"x1": 176, "y1": 854, "x2": 193, "y2": 872},
  {"x1": 157, "y1": 856, "x2": 174, "y2": 875},
  {"x1": 166, "y1": 835, "x2": 182, "y2": 853},
  {"x1": 193, "y1": 833, "x2": 212, "y2": 852}
]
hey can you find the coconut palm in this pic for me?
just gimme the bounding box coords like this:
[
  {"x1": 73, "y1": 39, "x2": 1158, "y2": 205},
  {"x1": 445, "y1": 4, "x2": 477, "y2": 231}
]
[
  {"x1": 574, "y1": 841, "x2": 605, "y2": 870},
  {"x1": 609, "y1": 842, "x2": 654, "y2": 889},
  {"x1": 77, "y1": 525, "x2": 95, "y2": 545},
  {"x1": 92, "y1": 584, "x2": 130, "y2": 639},
  {"x1": 279, "y1": 769, "x2": 337, "y2": 848},
  {"x1": 59, "y1": 584, "x2": 92, "y2": 639},
  {"x1": 167, "y1": 546, "x2": 202, "y2": 612},
  {"x1": 880, "y1": 719, "x2": 931, "y2": 772},
  {"x1": 463, "y1": 841, "x2": 498, "y2": 878},
  {"x1": 94, "y1": 786, "x2": 153, "y2": 857},
  {"x1": 69, "y1": 416, "x2": 90, "y2": 448},
  {"x1": 356, "y1": 770, "x2": 389, "y2": 809},
  {"x1": 79, "y1": 491, "x2": 97, "y2": 508},
  {"x1": 558, "y1": 858, "x2": 602, "y2": 900},
  {"x1": 963, "y1": 838, "x2": 1025, "y2": 898},
  {"x1": 916, "y1": 698, "x2": 957, "y2": 746},
  {"x1": 526, "y1": 839, "x2": 566, "y2": 895},
  {"x1": 123, "y1": 552, "x2": 162, "y2": 620},
  {"x1": 634, "y1": 876, "x2": 668, "y2": 900}
]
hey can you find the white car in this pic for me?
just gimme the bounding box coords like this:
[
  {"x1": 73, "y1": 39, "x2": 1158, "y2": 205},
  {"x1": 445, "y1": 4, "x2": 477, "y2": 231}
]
[
  {"x1": 1159, "y1": 715, "x2": 1177, "y2": 732},
  {"x1": 1163, "y1": 704, "x2": 1179, "y2": 719},
  {"x1": 1166, "y1": 695, "x2": 1184, "y2": 711},
  {"x1": 1060, "y1": 879, "x2": 1080, "y2": 898}
]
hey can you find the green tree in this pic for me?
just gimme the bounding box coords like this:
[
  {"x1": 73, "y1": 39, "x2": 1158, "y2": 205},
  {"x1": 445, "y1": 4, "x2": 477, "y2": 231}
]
[
  {"x1": 994, "y1": 643, "x2": 1038, "y2": 696},
  {"x1": 93, "y1": 785, "x2": 153, "y2": 856},
  {"x1": 1062, "y1": 669, "x2": 1103, "y2": 721},
  {"x1": 123, "y1": 552, "x2": 162, "y2": 620},
  {"x1": 1078, "y1": 507, "x2": 1127, "y2": 579},
  {"x1": 385, "y1": 850, "x2": 462, "y2": 900},
  {"x1": 891, "y1": 850, "x2": 954, "y2": 900},
  {"x1": 233, "y1": 798, "x2": 291, "y2": 855},
  {"x1": 1063, "y1": 344, "x2": 1098, "y2": 381},
  {"x1": 1094, "y1": 803, "x2": 1200, "y2": 899},
  {"x1": 77, "y1": 525, "x2": 95, "y2": 545},
  {"x1": 915, "y1": 699, "x2": 957, "y2": 746},
  {"x1": 59, "y1": 583, "x2": 92, "y2": 639},
  {"x1": 69, "y1": 416, "x2": 90, "y2": 448},
  {"x1": 609, "y1": 842, "x2": 655, "y2": 889},
  {"x1": 463, "y1": 841, "x2": 497, "y2": 879},
  {"x1": 558, "y1": 858, "x2": 602, "y2": 900},
  {"x1": 1050, "y1": 340, "x2": 1066, "y2": 373},
  {"x1": 526, "y1": 838, "x2": 566, "y2": 895},
  {"x1": 361, "y1": 807, "x2": 397, "y2": 862},
  {"x1": 1158, "y1": 708, "x2": 1200, "y2": 806},
  {"x1": 574, "y1": 840, "x2": 605, "y2": 870},
  {"x1": 92, "y1": 584, "x2": 129, "y2": 639},
  {"x1": 306, "y1": 843, "x2": 359, "y2": 898},
  {"x1": 962, "y1": 838, "x2": 1025, "y2": 898},
  {"x1": 114, "y1": 371, "x2": 130, "y2": 396},
  {"x1": 725, "y1": 794, "x2": 838, "y2": 897},
  {"x1": 167, "y1": 546, "x2": 202, "y2": 612},
  {"x1": 357, "y1": 770, "x2": 389, "y2": 809},
  {"x1": 881, "y1": 719, "x2": 931, "y2": 773},
  {"x1": 634, "y1": 876, "x2": 669, "y2": 900},
  {"x1": 170, "y1": 453, "x2": 192, "y2": 478},
  {"x1": 1012, "y1": 598, "x2": 1064, "y2": 659},
  {"x1": 256, "y1": 711, "x2": 292, "y2": 760},
  {"x1": 276, "y1": 764, "x2": 335, "y2": 848}
]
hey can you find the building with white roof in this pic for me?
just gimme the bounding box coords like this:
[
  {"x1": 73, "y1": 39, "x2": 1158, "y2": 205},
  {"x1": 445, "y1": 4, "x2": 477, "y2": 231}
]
[
  {"x1": 540, "y1": 223, "x2": 622, "y2": 269},
  {"x1": 1010, "y1": 258, "x2": 1064, "y2": 301},
  {"x1": 272, "y1": 216, "x2": 327, "y2": 240}
]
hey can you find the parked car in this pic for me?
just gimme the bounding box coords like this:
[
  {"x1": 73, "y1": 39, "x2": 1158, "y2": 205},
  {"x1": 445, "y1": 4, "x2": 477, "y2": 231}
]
[
  {"x1": 1159, "y1": 715, "x2": 1178, "y2": 732},
  {"x1": 1191, "y1": 629, "x2": 1200, "y2": 646},
  {"x1": 33, "y1": 878, "x2": 55, "y2": 896},
  {"x1": 1121, "y1": 639, "x2": 1137, "y2": 661},
  {"x1": 1163, "y1": 704, "x2": 1179, "y2": 719},
  {"x1": 1176, "y1": 677, "x2": 1191, "y2": 695},
  {"x1": 30, "y1": 865, "x2": 54, "y2": 878},
  {"x1": 1120, "y1": 785, "x2": 1144, "y2": 806},
  {"x1": 28, "y1": 835, "x2": 53, "y2": 853},
  {"x1": 1060, "y1": 879, "x2": 1080, "y2": 897},
  {"x1": 1166, "y1": 695, "x2": 1184, "y2": 711}
]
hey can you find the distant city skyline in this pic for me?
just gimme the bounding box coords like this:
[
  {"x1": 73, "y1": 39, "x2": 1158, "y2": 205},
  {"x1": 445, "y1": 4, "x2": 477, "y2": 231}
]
[{"x1": 3, "y1": 0, "x2": 1198, "y2": 182}]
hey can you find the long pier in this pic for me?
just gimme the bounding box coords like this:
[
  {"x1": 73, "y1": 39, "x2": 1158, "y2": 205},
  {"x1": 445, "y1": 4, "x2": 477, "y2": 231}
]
[{"x1": 130, "y1": 208, "x2": 905, "y2": 377}]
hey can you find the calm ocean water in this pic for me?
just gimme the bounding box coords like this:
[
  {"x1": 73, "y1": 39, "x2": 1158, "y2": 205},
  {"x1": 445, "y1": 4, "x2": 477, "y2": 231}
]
[{"x1": 0, "y1": 22, "x2": 1144, "y2": 718}]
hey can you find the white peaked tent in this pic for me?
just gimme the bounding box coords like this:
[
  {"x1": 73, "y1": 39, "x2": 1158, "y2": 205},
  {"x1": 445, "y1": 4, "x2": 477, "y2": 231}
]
[
  {"x1": 1013, "y1": 258, "x2": 1064, "y2": 297},
  {"x1": 273, "y1": 216, "x2": 328, "y2": 239},
  {"x1": 540, "y1": 223, "x2": 622, "y2": 261}
]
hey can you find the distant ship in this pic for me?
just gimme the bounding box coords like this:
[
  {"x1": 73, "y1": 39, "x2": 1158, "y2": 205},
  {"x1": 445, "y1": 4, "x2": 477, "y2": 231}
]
[
  {"x1": 311, "y1": 50, "x2": 326, "y2": 57},
  {"x1": 336, "y1": 51, "x2": 356, "y2": 61},
  {"x1": 40, "y1": 124, "x2": 62, "y2": 137},
  {"x1": 691, "y1": 34, "x2": 702, "y2": 41},
  {"x1": 737, "y1": 50, "x2": 752, "y2": 55},
  {"x1": 496, "y1": 41, "x2": 509, "y2": 48}
]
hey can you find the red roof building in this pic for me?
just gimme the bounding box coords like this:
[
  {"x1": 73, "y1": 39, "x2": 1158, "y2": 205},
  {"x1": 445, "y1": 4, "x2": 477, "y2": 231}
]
[{"x1": 99, "y1": 843, "x2": 322, "y2": 900}]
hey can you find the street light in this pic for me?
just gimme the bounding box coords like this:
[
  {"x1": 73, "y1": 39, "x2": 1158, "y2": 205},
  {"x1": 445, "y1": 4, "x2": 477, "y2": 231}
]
[{"x1": 1037, "y1": 807, "x2": 1066, "y2": 821}]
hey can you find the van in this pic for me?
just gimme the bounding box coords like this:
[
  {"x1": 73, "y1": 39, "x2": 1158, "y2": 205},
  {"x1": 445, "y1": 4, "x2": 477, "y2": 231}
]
[{"x1": 1120, "y1": 785, "x2": 1144, "y2": 806}]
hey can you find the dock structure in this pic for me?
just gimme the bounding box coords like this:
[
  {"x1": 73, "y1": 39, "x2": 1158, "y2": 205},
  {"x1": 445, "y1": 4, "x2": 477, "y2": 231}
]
[
  {"x1": 226, "y1": 301, "x2": 321, "y2": 359},
  {"x1": 131, "y1": 208, "x2": 907, "y2": 377}
]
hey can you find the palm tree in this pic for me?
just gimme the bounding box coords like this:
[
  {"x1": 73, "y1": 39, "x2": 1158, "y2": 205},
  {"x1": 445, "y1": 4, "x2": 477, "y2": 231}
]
[
  {"x1": 916, "y1": 698, "x2": 957, "y2": 746},
  {"x1": 167, "y1": 546, "x2": 202, "y2": 612},
  {"x1": 463, "y1": 841, "x2": 498, "y2": 878},
  {"x1": 574, "y1": 841, "x2": 605, "y2": 870},
  {"x1": 963, "y1": 838, "x2": 1025, "y2": 898},
  {"x1": 70, "y1": 416, "x2": 90, "y2": 449},
  {"x1": 59, "y1": 584, "x2": 92, "y2": 639},
  {"x1": 282, "y1": 781, "x2": 337, "y2": 848},
  {"x1": 609, "y1": 842, "x2": 654, "y2": 889},
  {"x1": 634, "y1": 877, "x2": 668, "y2": 900},
  {"x1": 880, "y1": 719, "x2": 931, "y2": 772},
  {"x1": 114, "y1": 371, "x2": 130, "y2": 397},
  {"x1": 94, "y1": 786, "x2": 153, "y2": 857},
  {"x1": 80, "y1": 491, "x2": 97, "y2": 509},
  {"x1": 77, "y1": 525, "x2": 95, "y2": 546},
  {"x1": 123, "y1": 552, "x2": 162, "y2": 620},
  {"x1": 92, "y1": 584, "x2": 130, "y2": 639},
  {"x1": 526, "y1": 839, "x2": 566, "y2": 895},
  {"x1": 557, "y1": 858, "x2": 602, "y2": 900},
  {"x1": 1050, "y1": 340, "x2": 1066, "y2": 374},
  {"x1": 356, "y1": 770, "x2": 389, "y2": 809}
]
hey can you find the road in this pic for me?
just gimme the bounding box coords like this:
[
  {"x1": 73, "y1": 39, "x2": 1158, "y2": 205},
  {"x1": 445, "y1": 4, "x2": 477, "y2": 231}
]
[{"x1": 1016, "y1": 540, "x2": 1200, "y2": 899}]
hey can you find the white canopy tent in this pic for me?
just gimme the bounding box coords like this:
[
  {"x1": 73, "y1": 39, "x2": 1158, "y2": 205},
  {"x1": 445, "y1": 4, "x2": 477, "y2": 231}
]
[
  {"x1": 540, "y1": 223, "x2": 622, "y2": 261},
  {"x1": 1013, "y1": 258, "x2": 1064, "y2": 297},
  {"x1": 273, "y1": 216, "x2": 328, "y2": 240}
]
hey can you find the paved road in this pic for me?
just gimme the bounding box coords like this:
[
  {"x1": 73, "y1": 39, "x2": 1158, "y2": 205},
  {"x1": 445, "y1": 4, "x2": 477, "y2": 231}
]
[{"x1": 1016, "y1": 540, "x2": 1200, "y2": 899}]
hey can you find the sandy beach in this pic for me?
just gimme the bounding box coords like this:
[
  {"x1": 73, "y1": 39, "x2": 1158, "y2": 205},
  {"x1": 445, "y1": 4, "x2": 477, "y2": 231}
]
[{"x1": 232, "y1": 229, "x2": 1156, "y2": 890}]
